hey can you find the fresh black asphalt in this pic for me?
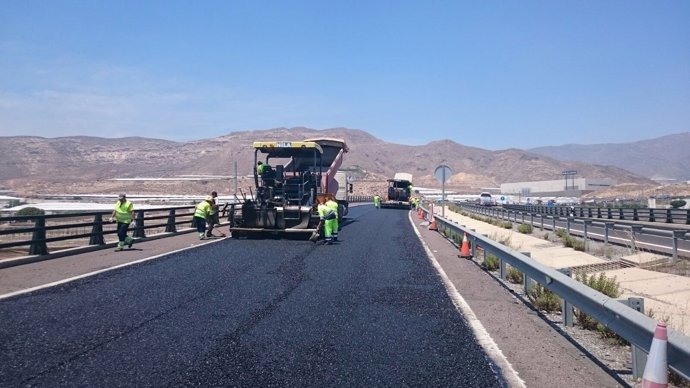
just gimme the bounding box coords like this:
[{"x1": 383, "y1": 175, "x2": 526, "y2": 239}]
[{"x1": 0, "y1": 205, "x2": 503, "y2": 387}]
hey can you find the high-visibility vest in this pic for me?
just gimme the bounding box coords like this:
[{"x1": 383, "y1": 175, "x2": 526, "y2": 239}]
[
  {"x1": 318, "y1": 203, "x2": 335, "y2": 220},
  {"x1": 326, "y1": 200, "x2": 338, "y2": 216},
  {"x1": 114, "y1": 200, "x2": 134, "y2": 223},
  {"x1": 194, "y1": 201, "x2": 211, "y2": 219}
]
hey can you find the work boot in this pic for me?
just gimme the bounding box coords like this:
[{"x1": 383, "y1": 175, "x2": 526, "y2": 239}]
[
  {"x1": 199, "y1": 233, "x2": 205, "y2": 240},
  {"x1": 126, "y1": 236, "x2": 134, "y2": 248},
  {"x1": 114, "y1": 242, "x2": 124, "y2": 251}
]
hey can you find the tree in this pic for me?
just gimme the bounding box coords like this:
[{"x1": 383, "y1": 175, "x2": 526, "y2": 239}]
[
  {"x1": 16, "y1": 207, "x2": 45, "y2": 216},
  {"x1": 669, "y1": 199, "x2": 687, "y2": 209}
]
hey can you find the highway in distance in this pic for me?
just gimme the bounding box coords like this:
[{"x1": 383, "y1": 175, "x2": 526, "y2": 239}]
[{"x1": 0, "y1": 205, "x2": 504, "y2": 387}]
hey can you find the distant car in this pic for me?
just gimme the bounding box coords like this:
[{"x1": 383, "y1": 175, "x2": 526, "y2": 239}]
[{"x1": 479, "y1": 192, "x2": 493, "y2": 206}]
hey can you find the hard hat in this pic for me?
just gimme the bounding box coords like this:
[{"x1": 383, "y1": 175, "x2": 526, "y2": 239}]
[{"x1": 205, "y1": 196, "x2": 213, "y2": 201}]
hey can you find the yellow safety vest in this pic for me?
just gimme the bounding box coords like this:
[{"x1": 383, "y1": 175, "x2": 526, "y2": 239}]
[
  {"x1": 194, "y1": 201, "x2": 211, "y2": 219},
  {"x1": 114, "y1": 200, "x2": 133, "y2": 223}
]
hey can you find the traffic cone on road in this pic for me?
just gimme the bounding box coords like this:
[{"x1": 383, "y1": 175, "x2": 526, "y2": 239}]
[
  {"x1": 641, "y1": 321, "x2": 668, "y2": 388},
  {"x1": 459, "y1": 232, "x2": 472, "y2": 259}
]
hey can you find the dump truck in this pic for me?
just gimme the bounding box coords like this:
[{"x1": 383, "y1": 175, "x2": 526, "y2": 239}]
[
  {"x1": 381, "y1": 172, "x2": 413, "y2": 209},
  {"x1": 228, "y1": 138, "x2": 348, "y2": 238}
]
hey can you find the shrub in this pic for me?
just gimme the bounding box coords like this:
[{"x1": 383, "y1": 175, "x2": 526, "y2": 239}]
[
  {"x1": 528, "y1": 284, "x2": 561, "y2": 312},
  {"x1": 500, "y1": 221, "x2": 513, "y2": 229},
  {"x1": 483, "y1": 253, "x2": 500, "y2": 271},
  {"x1": 17, "y1": 207, "x2": 45, "y2": 216},
  {"x1": 574, "y1": 272, "x2": 626, "y2": 343},
  {"x1": 518, "y1": 224, "x2": 533, "y2": 234},
  {"x1": 506, "y1": 266, "x2": 523, "y2": 284},
  {"x1": 555, "y1": 228, "x2": 567, "y2": 239},
  {"x1": 670, "y1": 199, "x2": 687, "y2": 209}
]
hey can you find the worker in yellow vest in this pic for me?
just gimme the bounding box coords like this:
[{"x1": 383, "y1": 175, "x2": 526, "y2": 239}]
[
  {"x1": 111, "y1": 193, "x2": 135, "y2": 251},
  {"x1": 325, "y1": 195, "x2": 339, "y2": 241},
  {"x1": 373, "y1": 194, "x2": 380, "y2": 209},
  {"x1": 316, "y1": 195, "x2": 336, "y2": 244},
  {"x1": 194, "y1": 197, "x2": 213, "y2": 240}
]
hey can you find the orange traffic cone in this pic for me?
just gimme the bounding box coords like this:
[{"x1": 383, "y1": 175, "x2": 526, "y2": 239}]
[
  {"x1": 641, "y1": 321, "x2": 668, "y2": 388},
  {"x1": 429, "y1": 204, "x2": 437, "y2": 230},
  {"x1": 459, "y1": 232, "x2": 472, "y2": 259}
]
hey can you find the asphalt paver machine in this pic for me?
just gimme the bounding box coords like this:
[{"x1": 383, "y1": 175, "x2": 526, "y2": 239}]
[{"x1": 229, "y1": 138, "x2": 348, "y2": 238}]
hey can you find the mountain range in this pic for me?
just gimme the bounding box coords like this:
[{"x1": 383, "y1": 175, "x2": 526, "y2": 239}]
[
  {"x1": 1, "y1": 128, "x2": 687, "y2": 198},
  {"x1": 529, "y1": 132, "x2": 690, "y2": 182}
]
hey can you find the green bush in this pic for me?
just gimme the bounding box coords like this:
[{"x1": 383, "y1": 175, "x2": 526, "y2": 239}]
[
  {"x1": 555, "y1": 228, "x2": 567, "y2": 239},
  {"x1": 574, "y1": 272, "x2": 626, "y2": 343},
  {"x1": 670, "y1": 199, "x2": 687, "y2": 209},
  {"x1": 483, "y1": 253, "x2": 500, "y2": 271},
  {"x1": 506, "y1": 266, "x2": 523, "y2": 284},
  {"x1": 518, "y1": 224, "x2": 533, "y2": 234},
  {"x1": 17, "y1": 207, "x2": 45, "y2": 216},
  {"x1": 562, "y1": 235, "x2": 586, "y2": 251},
  {"x1": 500, "y1": 221, "x2": 513, "y2": 229},
  {"x1": 528, "y1": 284, "x2": 561, "y2": 312}
]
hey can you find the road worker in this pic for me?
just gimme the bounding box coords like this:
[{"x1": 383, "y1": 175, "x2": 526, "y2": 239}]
[
  {"x1": 325, "y1": 194, "x2": 339, "y2": 241},
  {"x1": 257, "y1": 161, "x2": 271, "y2": 174},
  {"x1": 194, "y1": 197, "x2": 213, "y2": 240},
  {"x1": 111, "y1": 193, "x2": 135, "y2": 251},
  {"x1": 207, "y1": 191, "x2": 219, "y2": 237},
  {"x1": 373, "y1": 194, "x2": 380, "y2": 209},
  {"x1": 316, "y1": 195, "x2": 336, "y2": 244}
]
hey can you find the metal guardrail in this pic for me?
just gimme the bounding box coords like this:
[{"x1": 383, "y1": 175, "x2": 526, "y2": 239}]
[
  {"x1": 0, "y1": 196, "x2": 376, "y2": 262},
  {"x1": 460, "y1": 203, "x2": 690, "y2": 260},
  {"x1": 419, "y1": 205, "x2": 690, "y2": 380},
  {"x1": 506, "y1": 204, "x2": 690, "y2": 225},
  {"x1": 0, "y1": 205, "x2": 199, "y2": 259}
]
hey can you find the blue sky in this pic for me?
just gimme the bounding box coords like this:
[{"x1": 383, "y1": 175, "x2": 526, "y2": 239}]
[{"x1": 1, "y1": 0, "x2": 688, "y2": 150}]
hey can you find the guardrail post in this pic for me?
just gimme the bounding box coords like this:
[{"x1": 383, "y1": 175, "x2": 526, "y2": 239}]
[
  {"x1": 607, "y1": 208, "x2": 613, "y2": 219},
  {"x1": 686, "y1": 209, "x2": 690, "y2": 225},
  {"x1": 587, "y1": 207, "x2": 592, "y2": 218},
  {"x1": 89, "y1": 214, "x2": 105, "y2": 245},
  {"x1": 133, "y1": 210, "x2": 145, "y2": 238},
  {"x1": 583, "y1": 220, "x2": 592, "y2": 251},
  {"x1": 566, "y1": 217, "x2": 572, "y2": 235},
  {"x1": 165, "y1": 209, "x2": 177, "y2": 233},
  {"x1": 630, "y1": 225, "x2": 643, "y2": 250},
  {"x1": 597, "y1": 208, "x2": 602, "y2": 218},
  {"x1": 618, "y1": 208, "x2": 624, "y2": 220},
  {"x1": 633, "y1": 208, "x2": 639, "y2": 221},
  {"x1": 604, "y1": 222, "x2": 615, "y2": 245},
  {"x1": 530, "y1": 213, "x2": 534, "y2": 228},
  {"x1": 649, "y1": 209, "x2": 655, "y2": 222},
  {"x1": 666, "y1": 208, "x2": 673, "y2": 223},
  {"x1": 621, "y1": 297, "x2": 646, "y2": 379},
  {"x1": 29, "y1": 217, "x2": 48, "y2": 256},
  {"x1": 522, "y1": 252, "x2": 534, "y2": 294},
  {"x1": 672, "y1": 230, "x2": 686, "y2": 263},
  {"x1": 557, "y1": 267, "x2": 574, "y2": 326},
  {"x1": 552, "y1": 216, "x2": 558, "y2": 232},
  {"x1": 540, "y1": 214, "x2": 544, "y2": 230}
]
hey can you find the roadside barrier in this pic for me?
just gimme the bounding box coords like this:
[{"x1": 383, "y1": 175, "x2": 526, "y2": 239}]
[{"x1": 417, "y1": 203, "x2": 690, "y2": 381}]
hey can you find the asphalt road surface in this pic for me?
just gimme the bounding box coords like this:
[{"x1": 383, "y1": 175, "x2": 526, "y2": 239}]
[{"x1": 0, "y1": 205, "x2": 504, "y2": 387}]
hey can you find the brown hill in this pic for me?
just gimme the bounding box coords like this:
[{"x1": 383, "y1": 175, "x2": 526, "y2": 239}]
[{"x1": 0, "y1": 127, "x2": 653, "y2": 197}]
